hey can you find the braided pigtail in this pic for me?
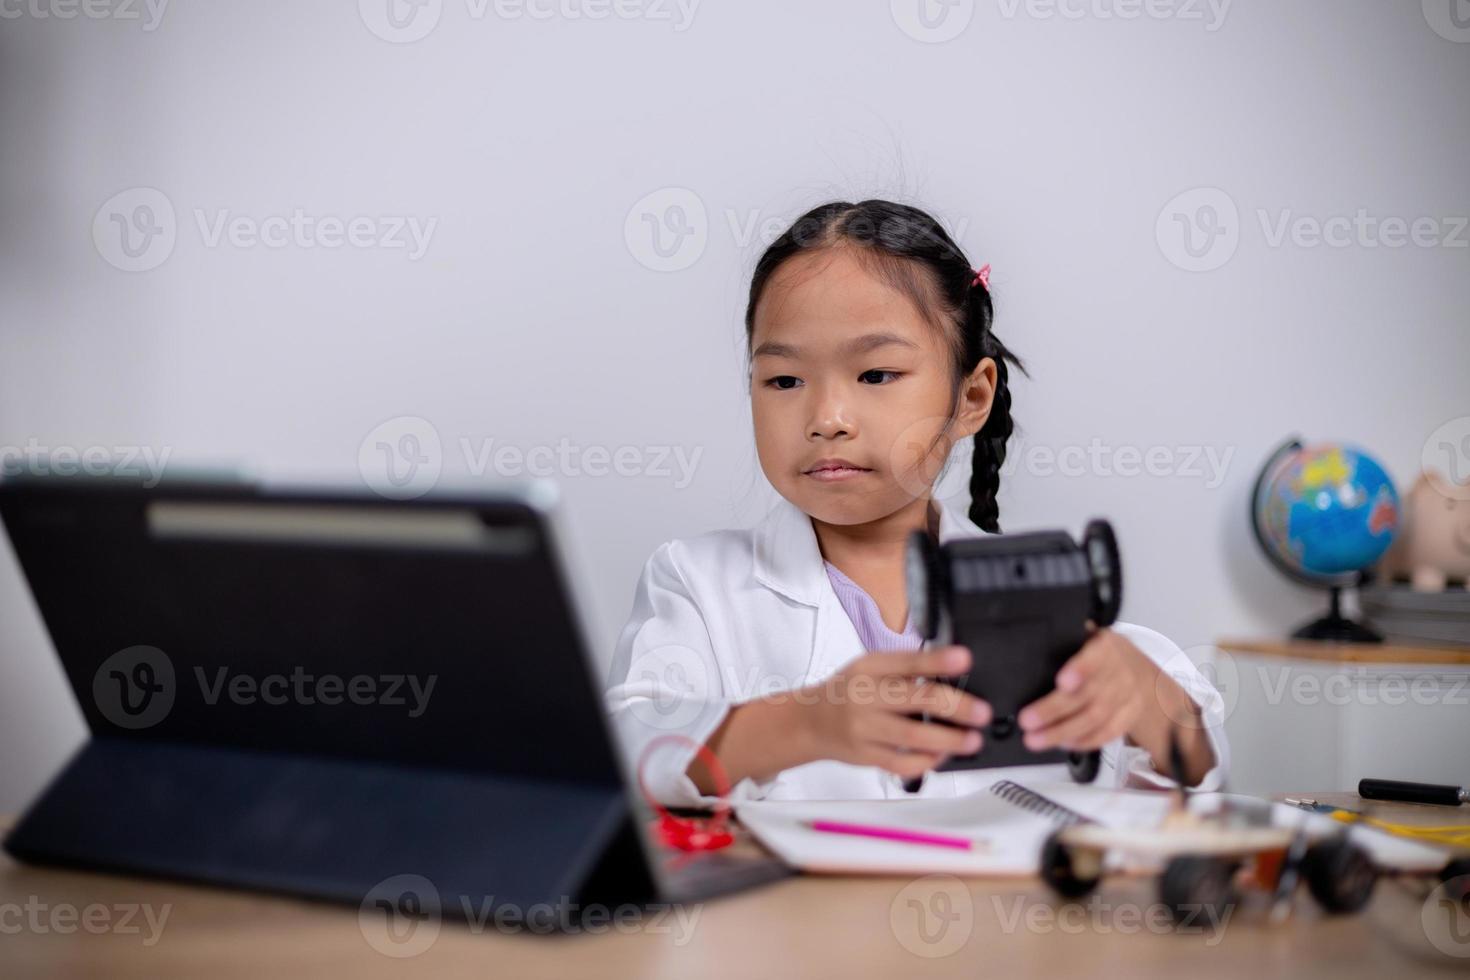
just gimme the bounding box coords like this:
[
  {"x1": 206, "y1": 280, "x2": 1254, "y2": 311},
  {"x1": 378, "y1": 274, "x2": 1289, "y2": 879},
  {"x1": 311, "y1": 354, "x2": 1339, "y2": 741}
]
[{"x1": 967, "y1": 337, "x2": 1023, "y2": 533}]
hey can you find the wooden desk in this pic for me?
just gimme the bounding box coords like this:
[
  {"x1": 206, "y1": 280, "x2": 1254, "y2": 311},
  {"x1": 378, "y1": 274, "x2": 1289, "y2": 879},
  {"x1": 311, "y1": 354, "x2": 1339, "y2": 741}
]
[
  {"x1": 1276, "y1": 792, "x2": 1470, "y2": 846},
  {"x1": 1216, "y1": 637, "x2": 1470, "y2": 667},
  {"x1": 2, "y1": 799, "x2": 1468, "y2": 979}
]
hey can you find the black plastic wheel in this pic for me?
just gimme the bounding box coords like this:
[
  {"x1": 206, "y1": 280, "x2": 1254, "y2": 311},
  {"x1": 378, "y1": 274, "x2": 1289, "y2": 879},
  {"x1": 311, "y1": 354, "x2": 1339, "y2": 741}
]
[
  {"x1": 1040, "y1": 831, "x2": 1102, "y2": 899},
  {"x1": 1159, "y1": 856, "x2": 1238, "y2": 926},
  {"x1": 1067, "y1": 750, "x2": 1102, "y2": 784},
  {"x1": 1082, "y1": 519, "x2": 1123, "y2": 627},
  {"x1": 905, "y1": 530, "x2": 944, "y2": 640},
  {"x1": 1302, "y1": 838, "x2": 1378, "y2": 913}
]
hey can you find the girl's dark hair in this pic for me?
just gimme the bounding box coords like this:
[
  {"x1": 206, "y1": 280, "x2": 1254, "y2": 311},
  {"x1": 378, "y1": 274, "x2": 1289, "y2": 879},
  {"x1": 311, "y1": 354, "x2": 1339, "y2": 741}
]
[{"x1": 743, "y1": 199, "x2": 1028, "y2": 533}]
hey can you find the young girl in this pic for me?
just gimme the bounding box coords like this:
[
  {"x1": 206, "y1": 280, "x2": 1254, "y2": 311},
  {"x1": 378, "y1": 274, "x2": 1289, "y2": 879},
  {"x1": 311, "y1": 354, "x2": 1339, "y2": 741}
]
[{"x1": 607, "y1": 200, "x2": 1228, "y2": 805}]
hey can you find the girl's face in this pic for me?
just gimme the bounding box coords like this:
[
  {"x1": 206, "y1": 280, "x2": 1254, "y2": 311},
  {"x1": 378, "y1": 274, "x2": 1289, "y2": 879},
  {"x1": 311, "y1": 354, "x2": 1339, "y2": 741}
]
[{"x1": 749, "y1": 247, "x2": 996, "y2": 527}]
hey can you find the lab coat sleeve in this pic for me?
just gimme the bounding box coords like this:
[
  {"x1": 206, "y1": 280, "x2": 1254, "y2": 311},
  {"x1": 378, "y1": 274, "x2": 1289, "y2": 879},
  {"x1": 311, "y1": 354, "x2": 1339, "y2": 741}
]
[
  {"x1": 605, "y1": 541, "x2": 779, "y2": 807},
  {"x1": 1097, "y1": 622, "x2": 1231, "y2": 792}
]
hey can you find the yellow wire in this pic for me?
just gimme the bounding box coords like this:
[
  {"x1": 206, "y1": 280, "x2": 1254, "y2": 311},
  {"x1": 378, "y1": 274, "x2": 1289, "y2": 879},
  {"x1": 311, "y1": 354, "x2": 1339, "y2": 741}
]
[{"x1": 1329, "y1": 809, "x2": 1470, "y2": 845}]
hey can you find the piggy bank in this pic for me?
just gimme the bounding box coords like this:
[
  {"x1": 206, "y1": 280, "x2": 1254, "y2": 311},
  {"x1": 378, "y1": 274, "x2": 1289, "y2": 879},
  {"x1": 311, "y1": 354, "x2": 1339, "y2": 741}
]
[{"x1": 1379, "y1": 470, "x2": 1470, "y2": 591}]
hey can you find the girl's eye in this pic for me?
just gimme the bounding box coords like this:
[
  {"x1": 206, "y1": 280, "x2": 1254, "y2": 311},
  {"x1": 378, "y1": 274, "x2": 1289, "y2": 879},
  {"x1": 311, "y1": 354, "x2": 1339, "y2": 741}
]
[
  {"x1": 859, "y1": 369, "x2": 901, "y2": 384},
  {"x1": 765, "y1": 375, "x2": 802, "y2": 390}
]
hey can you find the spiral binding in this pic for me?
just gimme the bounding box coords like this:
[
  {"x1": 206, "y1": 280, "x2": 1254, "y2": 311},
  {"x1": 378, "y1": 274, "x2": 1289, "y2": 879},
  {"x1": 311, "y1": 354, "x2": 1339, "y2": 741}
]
[{"x1": 989, "y1": 779, "x2": 1094, "y2": 827}]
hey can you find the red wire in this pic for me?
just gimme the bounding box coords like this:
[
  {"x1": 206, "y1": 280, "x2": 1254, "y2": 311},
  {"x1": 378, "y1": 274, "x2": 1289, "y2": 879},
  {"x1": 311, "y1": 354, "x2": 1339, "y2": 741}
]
[{"x1": 636, "y1": 734, "x2": 734, "y2": 850}]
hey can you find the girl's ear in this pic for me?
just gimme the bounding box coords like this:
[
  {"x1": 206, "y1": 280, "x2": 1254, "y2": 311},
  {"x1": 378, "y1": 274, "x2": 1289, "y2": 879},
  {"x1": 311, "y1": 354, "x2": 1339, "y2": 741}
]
[{"x1": 954, "y1": 357, "x2": 997, "y2": 440}]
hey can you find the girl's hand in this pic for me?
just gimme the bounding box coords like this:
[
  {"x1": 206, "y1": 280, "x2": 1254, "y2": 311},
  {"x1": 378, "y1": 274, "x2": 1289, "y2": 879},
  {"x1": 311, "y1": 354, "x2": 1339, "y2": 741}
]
[
  {"x1": 1016, "y1": 628, "x2": 1152, "y2": 752},
  {"x1": 797, "y1": 645, "x2": 993, "y2": 780},
  {"x1": 1016, "y1": 627, "x2": 1214, "y2": 784}
]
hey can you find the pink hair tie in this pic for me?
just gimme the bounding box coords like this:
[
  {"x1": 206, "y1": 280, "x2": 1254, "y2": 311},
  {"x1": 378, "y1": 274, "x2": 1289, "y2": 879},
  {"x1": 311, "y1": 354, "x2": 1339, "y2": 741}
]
[{"x1": 970, "y1": 263, "x2": 991, "y2": 290}]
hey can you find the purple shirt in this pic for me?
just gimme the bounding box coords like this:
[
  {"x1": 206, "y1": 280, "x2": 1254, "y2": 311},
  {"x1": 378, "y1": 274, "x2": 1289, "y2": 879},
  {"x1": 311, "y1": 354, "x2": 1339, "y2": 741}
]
[{"x1": 823, "y1": 560, "x2": 924, "y2": 653}]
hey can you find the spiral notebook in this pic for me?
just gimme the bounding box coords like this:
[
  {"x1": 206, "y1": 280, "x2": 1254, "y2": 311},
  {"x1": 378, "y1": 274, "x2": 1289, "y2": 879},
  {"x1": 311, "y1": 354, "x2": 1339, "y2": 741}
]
[{"x1": 734, "y1": 779, "x2": 1173, "y2": 877}]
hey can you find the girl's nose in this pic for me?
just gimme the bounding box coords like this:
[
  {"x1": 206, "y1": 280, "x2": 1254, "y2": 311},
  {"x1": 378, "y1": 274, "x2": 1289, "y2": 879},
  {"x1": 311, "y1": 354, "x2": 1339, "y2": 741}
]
[
  {"x1": 810, "y1": 420, "x2": 850, "y2": 440},
  {"x1": 808, "y1": 393, "x2": 856, "y2": 440}
]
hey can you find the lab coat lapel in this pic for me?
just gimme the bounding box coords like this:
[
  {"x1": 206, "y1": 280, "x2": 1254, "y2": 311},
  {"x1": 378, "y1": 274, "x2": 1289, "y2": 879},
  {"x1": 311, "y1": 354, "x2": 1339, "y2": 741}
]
[
  {"x1": 751, "y1": 494, "x2": 828, "y2": 607},
  {"x1": 751, "y1": 495, "x2": 988, "y2": 683},
  {"x1": 752, "y1": 495, "x2": 860, "y2": 683}
]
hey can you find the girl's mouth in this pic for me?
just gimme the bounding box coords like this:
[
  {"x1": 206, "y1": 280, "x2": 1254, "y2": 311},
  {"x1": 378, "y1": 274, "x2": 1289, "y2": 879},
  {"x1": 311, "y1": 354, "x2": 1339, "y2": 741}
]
[{"x1": 804, "y1": 462, "x2": 873, "y2": 482}]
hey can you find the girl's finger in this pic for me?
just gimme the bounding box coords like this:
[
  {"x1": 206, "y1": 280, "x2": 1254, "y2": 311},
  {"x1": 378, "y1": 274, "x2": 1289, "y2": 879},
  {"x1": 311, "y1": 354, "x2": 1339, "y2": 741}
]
[
  {"x1": 1025, "y1": 698, "x2": 1111, "y2": 751},
  {"x1": 1060, "y1": 690, "x2": 1140, "y2": 751},
  {"x1": 871, "y1": 712, "x2": 983, "y2": 757},
  {"x1": 1024, "y1": 673, "x2": 1130, "y2": 747},
  {"x1": 1057, "y1": 719, "x2": 1127, "y2": 752},
  {"x1": 1055, "y1": 634, "x2": 1112, "y2": 691},
  {"x1": 897, "y1": 681, "x2": 992, "y2": 727},
  {"x1": 862, "y1": 744, "x2": 946, "y2": 780},
  {"x1": 866, "y1": 645, "x2": 971, "y2": 679},
  {"x1": 1018, "y1": 686, "x2": 1088, "y2": 732}
]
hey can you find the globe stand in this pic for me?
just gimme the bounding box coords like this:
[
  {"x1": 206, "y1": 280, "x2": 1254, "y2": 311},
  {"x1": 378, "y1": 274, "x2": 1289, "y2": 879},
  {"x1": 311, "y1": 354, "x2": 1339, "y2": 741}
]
[{"x1": 1292, "y1": 585, "x2": 1383, "y2": 643}]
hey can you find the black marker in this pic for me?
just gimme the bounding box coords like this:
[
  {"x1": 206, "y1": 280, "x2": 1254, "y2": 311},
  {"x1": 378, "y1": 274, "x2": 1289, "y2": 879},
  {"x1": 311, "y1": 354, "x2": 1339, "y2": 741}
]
[{"x1": 1358, "y1": 778, "x2": 1468, "y2": 807}]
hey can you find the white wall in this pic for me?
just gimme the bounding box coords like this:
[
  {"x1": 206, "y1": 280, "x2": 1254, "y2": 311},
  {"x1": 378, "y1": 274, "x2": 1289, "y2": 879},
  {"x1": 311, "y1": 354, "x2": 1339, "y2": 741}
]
[{"x1": 1, "y1": 1, "x2": 1466, "y2": 811}]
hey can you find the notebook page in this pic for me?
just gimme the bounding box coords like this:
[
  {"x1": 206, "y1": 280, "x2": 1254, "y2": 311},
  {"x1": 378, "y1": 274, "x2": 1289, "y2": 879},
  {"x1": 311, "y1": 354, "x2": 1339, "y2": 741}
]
[
  {"x1": 1015, "y1": 780, "x2": 1177, "y2": 828},
  {"x1": 735, "y1": 782, "x2": 1173, "y2": 877}
]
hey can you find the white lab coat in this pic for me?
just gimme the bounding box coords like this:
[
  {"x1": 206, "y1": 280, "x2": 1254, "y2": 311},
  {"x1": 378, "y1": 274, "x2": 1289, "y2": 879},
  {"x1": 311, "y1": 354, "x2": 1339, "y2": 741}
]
[{"x1": 605, "y1": 494, "x2": 1230, "y2": 806}]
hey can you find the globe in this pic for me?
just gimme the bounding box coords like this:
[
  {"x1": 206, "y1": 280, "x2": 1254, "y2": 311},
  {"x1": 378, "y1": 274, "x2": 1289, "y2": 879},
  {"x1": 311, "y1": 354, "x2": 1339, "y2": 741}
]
[{"x1": 1251, "y1": 438, "x2": 1401, "y2": 641}]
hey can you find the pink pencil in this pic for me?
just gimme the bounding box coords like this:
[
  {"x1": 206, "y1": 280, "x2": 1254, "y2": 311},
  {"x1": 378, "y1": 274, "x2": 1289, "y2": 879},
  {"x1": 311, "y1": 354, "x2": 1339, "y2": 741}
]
[{"x1": 807, "y1": 819, "x2": 987, "y2": 851}]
